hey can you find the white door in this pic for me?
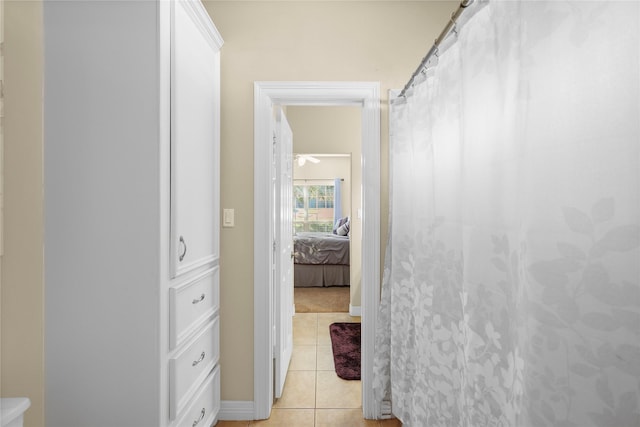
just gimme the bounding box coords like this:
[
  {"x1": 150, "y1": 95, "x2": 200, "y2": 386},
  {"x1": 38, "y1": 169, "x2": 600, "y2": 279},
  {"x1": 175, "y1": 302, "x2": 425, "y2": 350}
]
[{"x1": 273, "y1": 107, "x2": 294, "y2": 399}]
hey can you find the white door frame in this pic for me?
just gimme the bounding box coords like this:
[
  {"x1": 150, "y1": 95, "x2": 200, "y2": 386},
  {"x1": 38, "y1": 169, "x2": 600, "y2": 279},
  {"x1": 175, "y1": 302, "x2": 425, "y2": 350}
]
[{"x1": 253, "y1": 81, "x2": 381, "y2": 420}]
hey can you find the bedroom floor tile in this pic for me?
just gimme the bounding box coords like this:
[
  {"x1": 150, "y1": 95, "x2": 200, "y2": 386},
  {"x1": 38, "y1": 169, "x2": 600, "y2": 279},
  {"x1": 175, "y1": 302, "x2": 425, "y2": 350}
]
[
  {"x1": 250, "y1": 409, "x2": 315, "y2": 426},
  {"x1": 273, "y1": 370, "x2": 316, "y2": 409},
  {"x1": 241, "y1": 309, "x2": 401, "y2": 426},
  {"x1": 293, "y1": 313, "x2": 318, "y2": 346},
  {"x1": 294, "y1": 312, "x2": 318, "y2": 323},
  {"x1": 316, "y1": 345, "x2": 335, "y2": 371},
  {"x1": 290, "y1": 345, "x2": 317, "y2": 371},
  {"x1": 315, "y1": 409, "x2": 379, "y2": 427},
  {"x1": 315, "y1": 371, "x2": 361, "y2": 409}
]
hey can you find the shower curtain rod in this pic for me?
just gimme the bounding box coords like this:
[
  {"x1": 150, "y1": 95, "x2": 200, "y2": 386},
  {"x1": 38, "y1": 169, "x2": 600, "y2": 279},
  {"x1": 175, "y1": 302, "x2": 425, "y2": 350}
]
[
  {"x1": 398, "y1": 0, "x2": 474, "y2": 98},
  {"x1": 294, "y1": 178, "x2": 344, "y2": 181}
]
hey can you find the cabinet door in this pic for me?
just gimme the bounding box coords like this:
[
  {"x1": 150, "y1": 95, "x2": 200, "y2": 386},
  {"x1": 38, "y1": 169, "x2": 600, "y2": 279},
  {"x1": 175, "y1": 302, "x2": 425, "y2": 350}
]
[{"x1": 170, "y1": 0, "x2": 222, "y2": 278}]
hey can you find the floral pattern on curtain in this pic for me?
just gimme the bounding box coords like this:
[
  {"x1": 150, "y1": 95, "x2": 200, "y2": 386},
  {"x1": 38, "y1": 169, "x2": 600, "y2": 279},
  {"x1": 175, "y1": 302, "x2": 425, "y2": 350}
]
[{"x1": 373, "y1": 1, "x2": 640, "y2": 426}]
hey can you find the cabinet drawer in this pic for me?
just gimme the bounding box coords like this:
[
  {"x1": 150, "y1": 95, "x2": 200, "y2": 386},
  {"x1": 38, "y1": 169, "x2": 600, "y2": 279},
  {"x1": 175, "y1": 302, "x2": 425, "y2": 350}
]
[
  {"x1": 173, "y1": 365, "x2": 220, "y2": 427},
  {"x1": 169, "y1": 267, "x2": 219, "y2": 349},
  {"x1": 169, "y1": 317, "x2": 219, "y2": 420}
]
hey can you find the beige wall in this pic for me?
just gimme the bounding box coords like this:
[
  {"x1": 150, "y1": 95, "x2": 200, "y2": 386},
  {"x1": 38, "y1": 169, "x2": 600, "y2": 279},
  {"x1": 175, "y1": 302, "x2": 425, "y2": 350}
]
[
  {"x1": 1, "y1": 2, "x2": 44, "y2": 427},
  {"x1": 203, "y1": 0, "x2": 456, "y2": 401},
  {"x1": 287, "y1": 106, "x2": 362, "y2": 307}
]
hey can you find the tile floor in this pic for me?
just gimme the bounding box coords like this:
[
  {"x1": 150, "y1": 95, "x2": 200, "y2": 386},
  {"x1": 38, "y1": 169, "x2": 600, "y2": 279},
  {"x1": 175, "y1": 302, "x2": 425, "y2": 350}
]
[{"x1": 215, "y1": 312, "x2": 402, "y2": 427}]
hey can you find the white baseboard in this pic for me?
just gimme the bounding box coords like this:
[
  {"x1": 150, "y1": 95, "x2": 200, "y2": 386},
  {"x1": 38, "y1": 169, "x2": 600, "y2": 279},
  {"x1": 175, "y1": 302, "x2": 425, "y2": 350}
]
[
  {"x1": 219, "y1": 400, "x2": 255, "y2": 421},
  {"x1": 349, "y1": 304, "x2": 361, "y2": 317}
]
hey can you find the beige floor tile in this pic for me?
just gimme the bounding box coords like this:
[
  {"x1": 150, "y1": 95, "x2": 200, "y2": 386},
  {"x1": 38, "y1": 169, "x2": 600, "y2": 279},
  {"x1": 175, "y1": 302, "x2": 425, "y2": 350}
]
[
  {"x1": 273, "y1": 371, "x2": 316, "y2": 409},
  {"x1": 315, "y1": 371, "x2": 361, "y2": 409},
  {"x1": 290, "y1": 345, "x2": 317, "y2": 371},
  {"x1": 315, "y1": 409, "x2": 379, "y2": 427},
  {"x1": 293, "y1": 313, "x2": 317, "y2": 346},
  {"x1": 379, "y1": 417, "x2": 403, "y2": 426},
  {"x1": 316, "y1": 345, "x2": 335, "y2": 371},
  {"x1": 317, "y1": 312, "x2": 357, "y2": 345},
  {"x1": 250, "y1": 409, "x2": 315, "y2": 426},
  {"x1": 317, "y1": 312, "x2": 359, "y2": 324},
  {"x1": 214, "y1": 421, "x2": 251, "y2": 427},
  {"x1": 269, "y1": 309, "x2": 369, "y2": 423},
  {"x1": 294, "y1": 312, "x2": 318, "y2": 326}
]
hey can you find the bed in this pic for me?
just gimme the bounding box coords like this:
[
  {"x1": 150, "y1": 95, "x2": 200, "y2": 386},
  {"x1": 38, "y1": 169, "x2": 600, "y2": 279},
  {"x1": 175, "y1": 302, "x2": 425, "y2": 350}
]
[{"x1": 293, "y1": 231, "x2": 350, "y2": 287}]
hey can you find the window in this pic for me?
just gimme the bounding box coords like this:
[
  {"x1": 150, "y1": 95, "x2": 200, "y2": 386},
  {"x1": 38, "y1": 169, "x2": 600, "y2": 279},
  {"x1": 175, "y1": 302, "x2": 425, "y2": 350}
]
[{"x1": 293, "y1": 181, "x2": 334, "y2": 232}]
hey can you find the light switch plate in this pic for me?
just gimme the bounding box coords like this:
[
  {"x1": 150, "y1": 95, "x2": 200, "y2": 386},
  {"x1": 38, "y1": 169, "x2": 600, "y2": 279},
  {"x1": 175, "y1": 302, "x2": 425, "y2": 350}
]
[{"x1": 223, "y1": 208, "x2": 235, "y2": 227}]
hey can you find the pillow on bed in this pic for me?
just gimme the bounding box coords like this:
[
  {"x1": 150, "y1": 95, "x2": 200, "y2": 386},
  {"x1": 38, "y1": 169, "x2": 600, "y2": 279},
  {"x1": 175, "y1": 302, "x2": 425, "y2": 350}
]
[
  {"x1": 333, "y1": 216, "x2": 348, "y2": 234},
  {"x1": 336, "y1": 217, "x2": 350, "y2": 236}
]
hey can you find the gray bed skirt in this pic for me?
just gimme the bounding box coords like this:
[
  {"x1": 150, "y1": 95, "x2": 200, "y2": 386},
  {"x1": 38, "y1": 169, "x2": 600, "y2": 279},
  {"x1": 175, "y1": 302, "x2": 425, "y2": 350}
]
[{"x1": 294, "y1": 264, "x2": 350, "y2": 287}]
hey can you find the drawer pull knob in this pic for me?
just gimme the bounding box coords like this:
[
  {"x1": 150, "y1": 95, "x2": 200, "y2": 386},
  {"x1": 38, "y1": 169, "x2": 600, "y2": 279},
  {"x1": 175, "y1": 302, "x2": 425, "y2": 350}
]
[
  {"x1": 192, "y1": 408, "x2": 205, "y2": 427},
  {"x1": 192, "y1": 351, "x2": 206, "y2": 366},
  {"x1": 192, "y1": 294, "x2": 205, "y2": 304},
  {"x1": 179, "y1": 236, "x2": 187, "y2": 262}
]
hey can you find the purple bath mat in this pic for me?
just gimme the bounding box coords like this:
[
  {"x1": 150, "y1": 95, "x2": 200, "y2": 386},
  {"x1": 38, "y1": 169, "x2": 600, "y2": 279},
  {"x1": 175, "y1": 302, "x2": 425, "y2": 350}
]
[{"x1": 329, "y1": 322, "x2": 361, "y2": 380}]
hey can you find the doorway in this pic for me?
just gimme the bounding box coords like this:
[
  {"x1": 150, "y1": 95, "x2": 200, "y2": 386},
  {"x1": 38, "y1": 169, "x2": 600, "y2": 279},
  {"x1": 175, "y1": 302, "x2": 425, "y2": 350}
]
[
  {"x1": 289, "y1": 108, "x2": 356, "y2": 311},
  {"x1": 253, "y1": 82, "x2": 381, "y2": 420}
]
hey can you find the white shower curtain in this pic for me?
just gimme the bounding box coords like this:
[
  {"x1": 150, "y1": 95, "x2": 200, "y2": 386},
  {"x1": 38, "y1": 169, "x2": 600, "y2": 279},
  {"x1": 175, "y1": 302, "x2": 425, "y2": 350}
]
[{"x1": 373, "y1": 1, "x2": 640, "y2": 426}]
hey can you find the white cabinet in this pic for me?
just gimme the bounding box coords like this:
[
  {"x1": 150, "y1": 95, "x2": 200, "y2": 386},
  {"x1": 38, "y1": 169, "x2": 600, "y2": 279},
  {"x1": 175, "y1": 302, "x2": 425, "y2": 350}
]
[
  {"x1": 170, "y1": 0, "x2": 221, "y2": 279},
  {"x1": 168, "y1": 2, "x2": 223, "y2": 424},
  {"x1": 43, "y1": 1, "x2": 222, "y2": 426}
]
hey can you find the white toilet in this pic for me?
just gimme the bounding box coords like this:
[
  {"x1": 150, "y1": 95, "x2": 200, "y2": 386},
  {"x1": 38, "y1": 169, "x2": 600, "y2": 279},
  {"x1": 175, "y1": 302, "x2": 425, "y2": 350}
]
[{"x1": 0, "y1": 398, "x2": 31, "y2": 427}]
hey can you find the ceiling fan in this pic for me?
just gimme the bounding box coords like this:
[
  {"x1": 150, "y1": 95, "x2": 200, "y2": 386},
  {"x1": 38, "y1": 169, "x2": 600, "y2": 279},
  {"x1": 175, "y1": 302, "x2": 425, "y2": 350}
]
[{"x1": 295, "y1": 154, "x2": 320, "y2": 166}]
